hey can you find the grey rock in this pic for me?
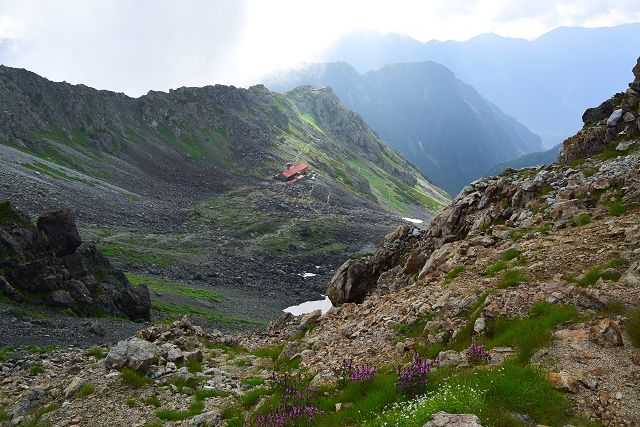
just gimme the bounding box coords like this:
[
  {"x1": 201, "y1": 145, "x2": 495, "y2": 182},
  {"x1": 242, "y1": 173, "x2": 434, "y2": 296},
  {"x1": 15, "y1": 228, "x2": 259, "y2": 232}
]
[
  {"x1": 423, "y1": 412, "x2": 482, "y2": 427},
  {"x1": 105, "y1": 337, "x2": 162, "y2": 373},
  {"x1": 607, "y1": 109, "x2": 623, "y2": 126}
]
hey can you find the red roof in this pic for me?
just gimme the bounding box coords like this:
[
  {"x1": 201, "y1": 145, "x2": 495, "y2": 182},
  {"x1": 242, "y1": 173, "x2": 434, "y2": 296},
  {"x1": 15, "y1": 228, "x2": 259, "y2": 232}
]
[{"x1": 281, "y1": 163, "x2": 308, "y2": 179}]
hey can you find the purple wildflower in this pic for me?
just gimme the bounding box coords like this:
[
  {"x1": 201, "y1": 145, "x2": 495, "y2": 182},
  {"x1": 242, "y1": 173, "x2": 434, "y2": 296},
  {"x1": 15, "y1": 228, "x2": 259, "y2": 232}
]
[
  {"x1": 395, "y1": 353, "x2": 436, "y2": 396},
  {"x1": 466, "y1": 340, "x2": 490, "y2": 366}
]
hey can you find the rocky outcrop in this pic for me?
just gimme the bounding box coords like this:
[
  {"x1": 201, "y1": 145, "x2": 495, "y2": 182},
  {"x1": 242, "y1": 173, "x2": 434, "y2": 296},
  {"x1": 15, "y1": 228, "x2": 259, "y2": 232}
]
[
  {"x1": 559, "y1": 56, "x2": 640, "y2": 164},
  {"x1": 326, "y1": 225, "x2": 421, "y2": 305},
  {"x1": 0, "y1": 201, "x2": 150, "y2": 320}
]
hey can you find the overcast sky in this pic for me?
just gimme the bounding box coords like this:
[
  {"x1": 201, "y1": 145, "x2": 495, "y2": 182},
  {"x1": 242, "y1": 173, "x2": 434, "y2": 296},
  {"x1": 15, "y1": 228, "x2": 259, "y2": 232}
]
[{"x1": 0, "y1": 0, "x2": 639, "y2": 96}]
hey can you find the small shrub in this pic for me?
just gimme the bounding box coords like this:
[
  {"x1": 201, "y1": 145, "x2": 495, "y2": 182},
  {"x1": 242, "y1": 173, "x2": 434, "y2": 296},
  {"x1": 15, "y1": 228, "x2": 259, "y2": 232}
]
[
  {"x1": 86, "y1": 347, "x2": 107, "y2": 359},
  {"x1": 498, "y1": 268, "x2": 527, "y2": 288},
  {"x1": 120, "y1": 368, "x2": 149, "y2": 388},
  {"x1": 0, "y1": 411, "x2": 9, "y2": 421},
  {"x1": 126, "y1": 398, "x2": 138, "y2": 407},
  {"x1": 76, "y1": 383, "x2": 95, "y2": 398},
  {"x1": 156, "y1": 400, "x2": 205, "y2": 421},
  {"x1": 29, "y1": 362, "x2": 45, "y2": 375}
]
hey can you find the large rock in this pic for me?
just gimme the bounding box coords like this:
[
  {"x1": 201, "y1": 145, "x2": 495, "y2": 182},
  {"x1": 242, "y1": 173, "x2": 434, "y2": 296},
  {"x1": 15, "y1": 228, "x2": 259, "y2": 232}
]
[
  {"x1": 0, "y1": 203, "x2": 150, "y2": 321},
  {"x1": 582, "y1": 99, "x2": 614, "y2": 125},
  {"x1": 589, "y1": 318, "x2": 623, "y2": 347},
  {"x1": 326, "y1": 259, "x2": 375, "y2": 305},
  {"x1": 36, "y1": 209, "x2": 81, "y2": 257},
  {"x1": 105, "y1": 337, "x2": 162, "y2": 373},
  {"x1": 423, "y1": 412, "x2": 482, "y2": 427}
]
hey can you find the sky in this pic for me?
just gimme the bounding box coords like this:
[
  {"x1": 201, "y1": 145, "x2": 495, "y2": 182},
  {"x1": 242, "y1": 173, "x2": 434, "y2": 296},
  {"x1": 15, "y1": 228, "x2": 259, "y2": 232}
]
[{"x1": 0, "y1": 0, "x2": 639, "y2": 96}]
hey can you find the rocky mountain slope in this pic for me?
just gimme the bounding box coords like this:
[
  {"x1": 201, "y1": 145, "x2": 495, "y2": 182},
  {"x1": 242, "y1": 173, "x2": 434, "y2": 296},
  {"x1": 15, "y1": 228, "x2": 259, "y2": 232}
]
[
  {"x1": 322, "y1": 23, "x2": 640, "y2": 147},
  {"x1": 0, "y1": 61, "x2": 637, "y2": 427},
  {"x1": 267, "y1": 61, "x2": 542, "y2": 195},
  {"x1": 0, "y1": 66, "x2": 449, "y2": 334}
]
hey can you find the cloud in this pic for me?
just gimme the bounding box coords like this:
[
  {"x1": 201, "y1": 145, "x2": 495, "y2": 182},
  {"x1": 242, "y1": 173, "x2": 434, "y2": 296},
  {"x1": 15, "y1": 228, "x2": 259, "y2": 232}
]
[
  {"x1": 0, "y1": 0, "x2": 638, "y2": 95},
  {"x1": 0, "y1": 0, "x2": 248, "y2": 96}
]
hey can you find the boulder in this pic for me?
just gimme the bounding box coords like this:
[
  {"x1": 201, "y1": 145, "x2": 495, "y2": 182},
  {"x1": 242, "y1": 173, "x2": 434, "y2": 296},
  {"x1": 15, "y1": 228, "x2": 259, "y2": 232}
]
[
  {"x1": 326, "y1": 259, "x2": 374, "y2": 305},
  {"x1": 607, "y1": 109, "x2": 624, "y2": 127},
  {"x1": 423, "y1": 412, "x2": 482, "y2": 427},
  {"x1": 589, "y1": 318, "x2": 623, "y2": 347},
  {"x1": 105, "y1": 337, "x2": 162, "y2": 373},
  {"x1": 36, "y1": 209, "x2": 81, "y2": 257}
]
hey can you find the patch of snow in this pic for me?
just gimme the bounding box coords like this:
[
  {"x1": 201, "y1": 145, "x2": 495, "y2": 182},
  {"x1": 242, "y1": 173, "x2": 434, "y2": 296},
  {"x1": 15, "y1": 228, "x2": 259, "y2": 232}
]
[
  {"x1": 402, "y1": 217, "x2": 424, "y2": 224},
  {"x1": 284, "y1": 296, "x2": 332, "y2": 316},
  {"x1": 299, "y1": 272, "x2": 317, "y2": 278}
]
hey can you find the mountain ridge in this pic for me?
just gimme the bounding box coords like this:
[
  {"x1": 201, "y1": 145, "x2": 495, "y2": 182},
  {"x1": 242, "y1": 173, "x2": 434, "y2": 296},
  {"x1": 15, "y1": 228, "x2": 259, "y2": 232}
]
[{"x1": 266, "y1": 60, "x2": 541, "y2": 194}]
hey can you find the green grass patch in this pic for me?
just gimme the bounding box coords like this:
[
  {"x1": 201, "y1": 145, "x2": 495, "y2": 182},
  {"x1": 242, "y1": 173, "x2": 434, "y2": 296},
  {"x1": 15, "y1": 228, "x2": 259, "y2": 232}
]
[
  {"x1": 206, "y1": 342, "x2": 247, "y2": 354},
  {"x1": 501, "y1": 248, "x2": 521, "y2": 261},
  {"x1": 241, "y1": 377, "x2": 266, "y2": 388},
  {"x1": 565, "y1": 257, "x2": 625, "y2": 287},
  {"x1": 194, "y1": 389, "x2": 230, "y2": 400},
  {"x1": 443, "y1": 266, "x2": 464, "y2": 285},
  {"x1": 0, "y1": 411, "x2": 9, "y2": 421},
  {"x1": 126, "y1": 273, "x2": 222, "y2": 299},
  {"x1": 573, "y1": 213, "x2": 592, "y2": 226},
  {"x1": 484, "y1": 260, "x2": 507, "y2": 277},
  {"x1": 251, "y1": 344, "x2": 284, "y2": 360},
  {"x1": 187, "y1": 359, "x2": 202, "y2": 373},
  {"x1": 99, "y1": 243, "x2": 169, "y2": 266},
  {"x1": 309, "y1": 371, "x2": 400, "y2": 426},
  {"x1": 608, "y1": 200, "x2": 626, "y2": 216},
  {"x1": 151, "y1": 299, "x2": 261, "y2": 325},
  {"x1": 86, "y1": 347, "x2": 108, "y2": 359},
  {"x1": 396, "y1": 316, "x2": 432, "y2": 339},
  {"x1": 76, "y1": 383, "x2": 96, "y2": 398},
  {"x1": 156, "y1": 400, "x2": 204, "y2": 421},
  {"x1": 120, "y1": 368, "x2": 149, "y2": 388},
  {"x1": 241, "y1": 387, "x2": 274, "y2": 407},
  {"x1": 126, "y1": 398, "x2": 138, "y2": 407},
  {"x1": 482, "y1": 302, "x2": 578, "y2": 363},
  {"x1": 21, "y1": 161, "x2": 97, "y2": 187},
  {"x1": 143, "y1": 396, "x2": 162, "y2": 407},
  {"x1": 0, "y1": 346, "x2": 15, "y2": 362},
  {"x1": 168, "y1": 376, "x2": 200, "y2": 393},
  {"x1": 29, "y1": 362, "x2": 45, "y2": 375},
  {"x1": 627, "y1": 310, "x2": 640, "y2": 348},
  {"x1": 508, "y1": 229, "x2": 529, "y2": 242},
  {"x1": 367, "y1": 363, "x2": 575, "y2": 427},
  {"x1": 497, "y1": 268, "x2": 527, "y2": 288},
  {"x1": 25, "y1": 344, "x2": 59, "y2": 355}
]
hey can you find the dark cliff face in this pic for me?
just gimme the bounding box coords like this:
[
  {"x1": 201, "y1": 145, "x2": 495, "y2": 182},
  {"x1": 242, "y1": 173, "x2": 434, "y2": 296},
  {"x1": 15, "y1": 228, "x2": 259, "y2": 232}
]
[
  {"x1": 0, "y1": 202, "x2": 150, "y2": 321},
  {"x1": 558, "y1": 57, "x2": 640, "y2": 164}
]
